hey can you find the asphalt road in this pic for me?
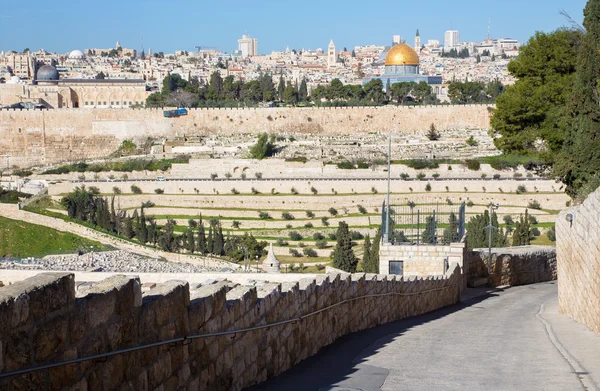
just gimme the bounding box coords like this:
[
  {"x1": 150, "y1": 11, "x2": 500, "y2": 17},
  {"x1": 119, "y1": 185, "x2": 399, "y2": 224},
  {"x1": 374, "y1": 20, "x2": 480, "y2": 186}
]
[
  {"x1": 73, "y1": 177, "x2": 549, "y2": 183},
  {"x1": 247, "y1": 282, "x2": 600, "y2": 391}
]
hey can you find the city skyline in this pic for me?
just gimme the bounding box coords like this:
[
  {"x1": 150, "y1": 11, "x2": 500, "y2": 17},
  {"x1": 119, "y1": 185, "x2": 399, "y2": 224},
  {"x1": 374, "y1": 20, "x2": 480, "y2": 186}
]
[{"x1": 0, "y1": 0, "x2": 587, "y2": 54}]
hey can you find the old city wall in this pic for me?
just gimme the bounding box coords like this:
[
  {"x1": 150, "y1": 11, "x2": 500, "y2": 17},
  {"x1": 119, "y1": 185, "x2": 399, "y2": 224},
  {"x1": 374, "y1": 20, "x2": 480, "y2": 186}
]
[
  {"x1": 0, "y1": 105, "x2": 493, "y2": 168},
  {"x1": 0, "y1": 268, "x2": 462, "y2": 390},
  {"x1": 557, "y1": 187, "x2": 600, "y2": 334},
  {"x1": 466, "y1": 246, "x2": 557, "y2": 287}
]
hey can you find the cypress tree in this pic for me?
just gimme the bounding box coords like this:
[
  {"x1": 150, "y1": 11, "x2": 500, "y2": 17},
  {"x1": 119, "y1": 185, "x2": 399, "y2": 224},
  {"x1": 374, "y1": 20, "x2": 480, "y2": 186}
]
[
  {"x1": 197, "y1": 217, "x2": 207, "y2": 254},
  {"x1": 278, "y1": 74, "x2": 285, "y2": 101},
  {"x1": 138, "y1": 207, "x2": 148, "y2": 244},
  {"x1": 332, "y1": 221, "x2": 358, "y2": 272},
  {"x1": 421, "y1": 216, "x2": 437, "y2": 244},
  {"x1": 369, "y1": 227, "x2": 382, "y2": 273},
  {"x1": 442, "y1": 212, "x2": 459, "y2": 244},
  {"x1": 555, "y1": 0, "x2": 600, "y2": 198},
  {"x1": 361, "y1": 234, "x2": 374, "y2": 273},
  {"x1": 299, "y1": 78, "x2": 308, "y2": 101},
  {"x1": 512, "y1": 209, "x2": 532, "y2": 246},
  {"x1": 214, "y1": 222, "x2": 224, "y2": 256},
  {"x1": 207, "y1": 225, "x2": 214, "y2": 254},
  {"x1": 185, "y1": 228, "x2": 195, "y2": 253}
]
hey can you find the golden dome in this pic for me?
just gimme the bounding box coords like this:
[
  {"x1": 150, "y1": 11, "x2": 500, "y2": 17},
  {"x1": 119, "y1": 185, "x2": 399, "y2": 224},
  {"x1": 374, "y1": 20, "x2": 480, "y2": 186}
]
[{"x1": 385, "y1": 43, "x2": 419, "y2": 66}]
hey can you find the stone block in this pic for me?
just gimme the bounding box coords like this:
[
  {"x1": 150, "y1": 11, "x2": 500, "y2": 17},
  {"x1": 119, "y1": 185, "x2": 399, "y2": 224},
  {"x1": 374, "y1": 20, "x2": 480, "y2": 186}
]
[{"x1": 33, "y1": 315, "x2": 68, "y2": 361}]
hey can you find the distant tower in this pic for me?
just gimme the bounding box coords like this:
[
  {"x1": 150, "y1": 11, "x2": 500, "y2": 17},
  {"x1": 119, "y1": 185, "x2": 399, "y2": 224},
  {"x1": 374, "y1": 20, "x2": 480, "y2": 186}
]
[
  {"x1": 393, "y1": 35, "x2": 402, "y2": 45},
  {"x1": 328, "y1": 39, "x2": 336, "y2": 68},
  {"x1": 415, "y1": 29, "x2": 421, "y2": 52},
  {"x1": 116, "y1": 41, "x2": 121, "y2": 49}
]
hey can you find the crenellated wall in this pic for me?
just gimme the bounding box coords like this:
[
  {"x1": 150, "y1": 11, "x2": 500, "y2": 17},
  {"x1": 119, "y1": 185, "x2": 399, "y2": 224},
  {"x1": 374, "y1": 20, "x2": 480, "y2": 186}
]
[
  {"x1": 0, "y1": 105, "x2": 493, "y2": 168},
  {"x1": 0, "y1": 267, "x2": 462, "y2": 390},
  {"x1": 557, "y1": 187, "x2": 600, "y2": 334}
]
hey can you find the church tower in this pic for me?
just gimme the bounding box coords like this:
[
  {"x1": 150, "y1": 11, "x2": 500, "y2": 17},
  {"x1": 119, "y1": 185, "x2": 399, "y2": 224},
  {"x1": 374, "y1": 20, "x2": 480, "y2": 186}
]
[
  {"x1": 328, "y1": 40, "x2": 336, "y2": 68},
  {"x1": 415, "y1": 30, "x2": 421, "y2": 52}
]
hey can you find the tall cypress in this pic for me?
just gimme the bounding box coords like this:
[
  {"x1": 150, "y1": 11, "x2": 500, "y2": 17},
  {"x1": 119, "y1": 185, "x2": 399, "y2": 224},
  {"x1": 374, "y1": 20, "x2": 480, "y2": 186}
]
[
  {"x1": 299, "y1": 78, "x2": 308, "y2": 101},
  {"x1": 361, "y1": 234, "x2": 373, "y2": 273},
  {"x1": 369, "y1": 227, "x2": 382, "y2": 273},
  {"x1": 197, "y1": 217, "x2": 207, "y2": 254},
  {"x1": 138, "y1": 207, "x2": 148, "y2": 244},
  {"x1": 556, "y1": 0, "x2": 600, "y2": 198},
  {"x1": 278, "y1": 74, "x2": 285, "y2": 101},
  {"x1": 207, "y1": 224, "x2": 214, "y2": 254},
  {"x1": 332, "y1": 221, "x2": 358, "y2": 272}
]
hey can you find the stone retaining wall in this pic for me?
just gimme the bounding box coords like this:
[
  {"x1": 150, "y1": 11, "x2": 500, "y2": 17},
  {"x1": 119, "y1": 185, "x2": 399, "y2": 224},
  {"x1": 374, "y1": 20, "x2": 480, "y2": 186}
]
[
  {"x1": 557, "y1": 187, "x2": 600, "y2": 334},
  {"x1": 0, "y1": 266, "x2": 462, "y2": 390},
  {"x1": 466, "y1": 246, "x2": 557, "y2": 287},
  {"x1": 0, "y1": 105, "x2": 492, "y2": 168}
]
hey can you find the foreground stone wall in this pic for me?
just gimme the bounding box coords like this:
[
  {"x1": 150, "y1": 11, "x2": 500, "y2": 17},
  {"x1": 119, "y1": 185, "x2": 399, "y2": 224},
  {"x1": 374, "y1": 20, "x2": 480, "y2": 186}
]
[
  {"x1": 0, "y1": 105, "x2": 492, "y2": 168},
  {"x1": 466, "y1": 246, "x2": 557, "y2": 287},
  {"x1": 557, "y1": 187, "x2": 600, "y2": 334},
  {"x1": 0, "y1": 267, "x2": 462, "y2": 390}
]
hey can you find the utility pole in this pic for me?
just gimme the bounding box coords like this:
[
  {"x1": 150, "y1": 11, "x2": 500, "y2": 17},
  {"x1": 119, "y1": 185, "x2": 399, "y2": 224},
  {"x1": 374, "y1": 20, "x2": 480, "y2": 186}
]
[{"x1": 384, "y1": 134, "x2": 391, "y2": 243}]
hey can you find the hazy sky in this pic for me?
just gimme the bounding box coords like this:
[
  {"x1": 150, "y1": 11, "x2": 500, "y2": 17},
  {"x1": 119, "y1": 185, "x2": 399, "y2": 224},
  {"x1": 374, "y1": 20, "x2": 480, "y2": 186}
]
[{"x1": 0, "y1": 0, "x2": 588, "y2": 54}]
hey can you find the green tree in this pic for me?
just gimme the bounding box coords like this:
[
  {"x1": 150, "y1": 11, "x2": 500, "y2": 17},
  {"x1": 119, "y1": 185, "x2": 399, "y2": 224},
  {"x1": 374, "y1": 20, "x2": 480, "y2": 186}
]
[
  {"x1": 368, "y1": 227, "x2": 382, "y2": 273},
  {"x1": 298, "y1": 78, "x2": 309, "y2": 101},
  {"x1": 466, "y1": 210, "x2": 507, "y2": 250},
  {"x1": 421, "y1": 216, "x2": 437, "y2": 244},
  {"x1": 512, "y1": 210, "x2": 533, "y2": 246},
  {"x1": 283, "y1": 81, "x2": 298, "y2": 104},
  {"x1": 491, "y1": 29, "x2": 580, "y2": 155},
  {"x1": 555, "y1": 1, "x2": 600, "y2": 198},
  {"x1": 363, "y1": 79, "x2": 385, "y2": 104},
  {"x1": 442, "y1": 212, "x2": 459, "y2": 244},
  {"x1": 250, "y1": 132, "x2": 274, "y2": 159},
  {"x1": 331, "y1": 221, "x2": 358, "y2": 272},
  {"x1": 278, "y1": 74, "x2": 285, "y2": 101},
  {"x1": 197, "y1": 216, "x2": 207, "y2": 254},
  {"x1": 361, "y1": 234, "x2": 372, "y2": 272},
  {"x1": 391, "y1": 82, "x2": 414, "y2": 104},
  {"x1": 258, "y1": 73, "x2": 276, "y2": 101}
]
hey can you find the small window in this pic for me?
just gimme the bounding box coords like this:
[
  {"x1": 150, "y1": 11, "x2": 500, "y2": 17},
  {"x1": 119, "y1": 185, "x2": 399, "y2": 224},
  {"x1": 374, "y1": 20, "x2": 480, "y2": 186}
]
[{"x1": 103, "y1": 101, "x2": 106, "y2": 105}]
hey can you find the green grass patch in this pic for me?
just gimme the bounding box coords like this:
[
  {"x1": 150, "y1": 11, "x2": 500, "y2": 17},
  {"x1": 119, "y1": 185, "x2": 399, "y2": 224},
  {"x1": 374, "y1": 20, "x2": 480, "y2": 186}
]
[{"x1": 0, "y1": 216, "x2": 110, "y2": 258}]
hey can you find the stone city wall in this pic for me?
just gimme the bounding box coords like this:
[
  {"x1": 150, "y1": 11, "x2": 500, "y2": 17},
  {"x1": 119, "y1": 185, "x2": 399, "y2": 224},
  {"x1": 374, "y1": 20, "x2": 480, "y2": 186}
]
[
  {"x1": 0, "y1": 267, "x2": 462, "y2": 390},
  {"x1": 0, "y1": 105, "x2": 492, "y2": 168},
  {"x1": 466, "y1": 246, "x2": 557, "y2": 287},
  {"x1": 557, "y1": 187, "x2": 600, "y2": 334},
  {"x1": 379, "y1": 242, "x2": 466, "y2": 279}
]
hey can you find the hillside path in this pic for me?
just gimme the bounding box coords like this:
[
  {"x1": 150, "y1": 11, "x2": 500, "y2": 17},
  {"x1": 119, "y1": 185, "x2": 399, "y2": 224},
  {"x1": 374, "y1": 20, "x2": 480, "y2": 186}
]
[{"x1": 248, "y1": 282, "x2": 600, "y2": 391}]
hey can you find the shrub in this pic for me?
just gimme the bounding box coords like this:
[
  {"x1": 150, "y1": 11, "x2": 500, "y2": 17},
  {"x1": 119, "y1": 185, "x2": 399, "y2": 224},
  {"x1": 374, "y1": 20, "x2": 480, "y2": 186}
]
[
  {"x1": 503, "y1": 215, "x2": 514, "y2": 225},
  {"x1": 258, "y1": 211, "x2": 272, "y2": 219},
  {"x1": 289, "y1": 249, "x2": 302, "y2": 257},
  {"x1": 425, "y1": 183, "x2": 432, "y2": 192},
  {"x1": 358, "y1": 205, "x2": 367, "y2": 214},
  {"x1": 232, "y1": 220, "x2": 241, "y2": 228},
  {"x1": 316, "y1": 264, "x2": 326, "y2": 271},
  {"x1": 528, "y1": 215, "x2": 538, "y2": 225},
  {"x1": 328, "y1": 207, "x2": 338, "y2": 216},
  {"x1": 516, "y1": 185, "x2": 527, "y2": 194},
  {"x1": 528, "y1": 200, "x2": 541, "y2": 210},
  {"x1": 313, "y1": 232, "x2": 325, "y2": 240},
  {"x1": 306, "y1": 210, "x2": 315, "y2": 218},
  {"x1": 310, "y1": 186, "x2": 318, "y2": 195},
  {"x1": 303, "y1": 248, "x2": 318, "y2": 257},
  {"x1": 304, "y1": 222, "x2": 314, "y2": 228},
  {"x1": 547, "y1": 225, "x2": 556, "y2": 242},
  {"x1": 289, "y1": 231, "x2": 303, "y2": 241},
  {"x1": 315, "y1": 240, "x2": 328, "y2": 249},
  {"x1": 112, "y1": 187, "x2": 122, "y2": 194},
  {"x1": 445, "y1": 186, "x2": 450, "y2": 192},
  {"x1": 493, "y1": 174, "x2": 501, "y2": 180},
  {"x1": 417, "y1": 173, "x2": 426, "y2": 180},
  {"x1": 130, "y1": 185, "x2": 142, "y2": 194},
  {"x1": 154, "y1": 188, "x2": 164, "y2": 194},
  {"x1": 286, "y1": 224, "x2": 293, "y2": 229},
  {"x1": 465, "y1": 160, "x2": 481, "y2": 171},
  {"x1": 251, "y1": 187, "x2": 260, "y2": 194},
  {"x1": 466, "y1": 200, "x2": 474, "y2": 207},
  {"x1": 276, "y1": 238, "x2": 289, "y2": 246},
  {"x1": 255, "y1": 172, "x2": 263, "y2": 179},
  {"x1": 350, "y1": 231, "x2": 364, "y2": 240},
  {"x1": 210, "y1": 173, "x2": 218, "y2": 180},
  {"x1": 432, "y1": 173, "x2": 440, "y2": 179},
  {"x1": 406, "y1": 160, "x2": 439, "y2": 170},
  {"x1": 240, "y1": 172, "x2": 247, "y2": 179},
  {"x1": 400, "y1": 173, "x2": 410, "y2": 180},
  {"x1": 446, "y1": 198, "x2": 453, "y2": 205},
  {"x1": 225, "y1": 172, "x2": 232, "y2": 179},
  {"x1": 513, "y1": 173, "x2": 523, "y2": 178},
  {"x1": 282, "y1": 212, "x2": 295, "y2": 220},
  {"x1": 448, "y1": 165, "x2": 453, "y2": 171},
  {"x1": 328, "y1": 233, "x2": 337, "y2": 240},
  {"x1": 291, "y1": 187, "x2": 299, "y2": 195},
  {"x1": 321, "y1": 217, "x2": 330, "y2": 226},
  {"x1": 466, "y1": 136, "x2": 478, "y2": 146},
  {"x1": 371, "y1": 187, "x2": 378, "y2": 194},
  {"x1": 481, "y1": 173, "x2": 488, "y2": 179},
  {"x1": 337, "y1": 160, "x2": 355, "y2": 169},
  {"x1": 531, "y1": 227, "x2": 541, "y2": 237},
  {"x1": 231, "y1": 188, "x2": 240, "y2": 194}
]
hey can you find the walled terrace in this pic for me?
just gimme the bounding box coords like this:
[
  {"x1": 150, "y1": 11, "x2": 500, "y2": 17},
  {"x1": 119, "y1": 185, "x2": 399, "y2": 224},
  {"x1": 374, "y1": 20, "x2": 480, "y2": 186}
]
[{"x1": 0, "y1": 265, "x2": 462, "y2": 390}]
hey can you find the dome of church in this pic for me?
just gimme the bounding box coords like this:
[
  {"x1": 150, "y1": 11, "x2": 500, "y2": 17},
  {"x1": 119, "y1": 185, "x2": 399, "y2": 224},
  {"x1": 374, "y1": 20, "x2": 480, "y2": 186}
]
[
  {"x1": 385, "y1": 43, "x2": 419, "y2": 66},
  {"x1": 36, "y1": 65, "x2": 59, "y2": 81},
  {"x1": 68, "y1": 50, "x2": 84, "y2": 59}
]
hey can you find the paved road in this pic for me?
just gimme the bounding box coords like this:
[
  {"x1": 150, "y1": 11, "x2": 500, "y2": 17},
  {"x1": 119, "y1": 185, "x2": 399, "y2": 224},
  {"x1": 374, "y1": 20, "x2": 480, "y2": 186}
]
[
  {"x1": 72, "y1": 177, "x2": 549, "y2": 183},
  {"x1": 248, "y1": 282, "x2": 600, "y2": 391}
]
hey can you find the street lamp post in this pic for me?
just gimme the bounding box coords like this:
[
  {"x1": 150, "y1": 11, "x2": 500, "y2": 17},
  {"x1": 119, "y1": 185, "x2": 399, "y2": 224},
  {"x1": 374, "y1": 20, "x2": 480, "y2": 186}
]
[{"x1": 485, "y1": 203, "x2": 500, "y2": 278}]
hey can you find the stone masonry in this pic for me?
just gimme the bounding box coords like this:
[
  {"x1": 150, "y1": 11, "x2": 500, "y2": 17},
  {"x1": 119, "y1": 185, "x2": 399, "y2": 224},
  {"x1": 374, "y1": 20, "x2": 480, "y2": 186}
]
[
  {"x1": 0, "y1": 267, "x2": 462, "y2": 390},
  {"x1": 0, "y1": 105, "x2": 492, "y2": 168},
  {"x1": 557, "y1": 187, "x2": 600, "y2": 334}
]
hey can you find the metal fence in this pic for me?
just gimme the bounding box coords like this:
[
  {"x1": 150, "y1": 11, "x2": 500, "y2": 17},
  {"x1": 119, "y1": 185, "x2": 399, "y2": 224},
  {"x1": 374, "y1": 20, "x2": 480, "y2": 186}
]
[{"x1": 382, "y1": 197, "x2": 466, "y2": 245}]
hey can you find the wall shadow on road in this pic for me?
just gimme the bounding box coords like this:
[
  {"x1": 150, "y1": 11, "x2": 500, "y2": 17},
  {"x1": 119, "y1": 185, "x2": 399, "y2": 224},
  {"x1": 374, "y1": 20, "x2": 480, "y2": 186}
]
[{"x1": 245, "y1": 292, "x2": 501, "y2": 391}]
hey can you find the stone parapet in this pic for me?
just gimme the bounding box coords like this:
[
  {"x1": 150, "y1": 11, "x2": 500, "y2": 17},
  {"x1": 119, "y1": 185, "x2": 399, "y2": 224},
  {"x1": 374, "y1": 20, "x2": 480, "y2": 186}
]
[
  {"x1": 0, "y1": 266, "x2": 462, "y2": 390},
  {"x1": 557, "y1": 187, "x2": 600, "y2": 334}
]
